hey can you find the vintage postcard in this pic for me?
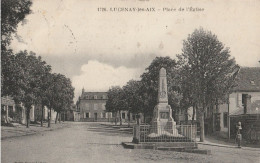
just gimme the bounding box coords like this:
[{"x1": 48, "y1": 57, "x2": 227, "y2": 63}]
[{"x1": 1, "y1": 0, "x2": 260, "y2": 162}]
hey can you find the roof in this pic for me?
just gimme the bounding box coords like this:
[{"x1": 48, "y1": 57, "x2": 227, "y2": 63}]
[
  {"x1": 230, "y1": 100, "x2": 260, "y2": 116},
  {"x1": 233, "y1": 67, "x2": 260, "y2": 92},
  {"x1": 80, "y1": 92, "x2": 108, "y2": 100}
]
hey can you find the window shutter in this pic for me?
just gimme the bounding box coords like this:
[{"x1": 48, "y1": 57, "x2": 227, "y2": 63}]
[{"x1": 237, "y1": 93, "x2": 242, "y2": 107}]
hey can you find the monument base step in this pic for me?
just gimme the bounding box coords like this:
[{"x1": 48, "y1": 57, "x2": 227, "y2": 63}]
[{"x1": 122, "y1": 142, "x2": 210, "y2": 155}]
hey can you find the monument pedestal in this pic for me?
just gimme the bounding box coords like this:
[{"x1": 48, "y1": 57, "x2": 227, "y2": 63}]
[{"x1": 149, "y1": 103, "x2": 182, "y2": 137}]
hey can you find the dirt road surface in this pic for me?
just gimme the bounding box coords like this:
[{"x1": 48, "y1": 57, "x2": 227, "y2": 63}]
[{"x1": 2, "y1": 122, "x2": 260, "y2": 163}]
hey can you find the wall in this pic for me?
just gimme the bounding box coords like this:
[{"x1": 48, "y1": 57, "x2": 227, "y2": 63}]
[
  {"x1": 80, "y1": 99, "x2": 111, "y2": 121},
  {"x1": 218, "y1": 91, "x2": 260, "y2": 135}
]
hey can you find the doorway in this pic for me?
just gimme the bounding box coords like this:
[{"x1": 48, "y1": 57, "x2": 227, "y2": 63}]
[{"x1": 94, "y1": 113, "x2": 97, "y2": 121}]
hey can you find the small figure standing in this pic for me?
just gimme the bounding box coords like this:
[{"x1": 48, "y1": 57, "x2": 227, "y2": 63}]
[{"x1": 236, "y1": 121, "x2": 242, "y2": 148}]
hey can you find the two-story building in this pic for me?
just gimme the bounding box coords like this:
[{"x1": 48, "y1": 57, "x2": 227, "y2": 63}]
[
  {"x1": 78, "y1": 90, "x2": 112, "y2": 122},
  {"x1": 202, "y1": 67, "x2": 260, "y2": 139},
  {"x1": 77, "y1": 89, "x2": 141, "y2": 123},
  {"x1": 176, "y1": 67, "x2": 260, "y2": 141}
]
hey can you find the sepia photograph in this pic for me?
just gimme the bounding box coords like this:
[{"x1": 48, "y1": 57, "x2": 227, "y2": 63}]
[{"x1": 1, "y1": 0, "x2": 260, "y2": 162}]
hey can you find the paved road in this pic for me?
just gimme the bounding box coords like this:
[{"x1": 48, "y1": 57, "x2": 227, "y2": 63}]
[{"x1": 2, "y1": 122, "x2": 260, "y2": 163}]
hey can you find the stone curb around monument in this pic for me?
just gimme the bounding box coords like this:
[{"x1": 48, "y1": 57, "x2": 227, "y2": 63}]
[
  {"x1": 197, "y1": 142, "x2": 260, "y2": 151},
  {"x1": 197, "y1": 142, "x2": 238, "y2": 149},
  {"x1": 121, "y1": 142, "x2": 211, "y2": 155}
]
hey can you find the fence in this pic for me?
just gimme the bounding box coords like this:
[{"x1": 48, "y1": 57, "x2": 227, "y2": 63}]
[{"x1": 133, "y1": 124, "x2": 197, "y2": 143}]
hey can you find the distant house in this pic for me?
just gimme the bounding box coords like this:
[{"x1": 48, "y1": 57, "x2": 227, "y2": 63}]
[
  {"x1": 34, "y1": 105, "x2": 57, "y2": 122},
  {"x1": 1, "y1": 96, "x2": 16, "y2": 123},
  {"x1": 65, "y1": 104, "x2": 80, "y2": 121},
  {"x1": 1, "y1": 96, "x2": 36, "y2": 124},
  {"x1": 77, "y1": 90, "x2": 112, "y2": 122},
  {"x1": 77, "y1": 88, "x2": 139, "y2": 123},
  {"x1": 208, "y1": 67, "x2": 260, "y2": 139},
  {"x1": 1, "y1": 95, "x2": 59, "y2": 125},
  {"x1": 176, "y1": 67, "x2": 260, "y2": 141}
]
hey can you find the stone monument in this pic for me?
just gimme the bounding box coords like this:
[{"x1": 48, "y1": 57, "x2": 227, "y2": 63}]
[{"x1": 148, "y1": 67, "x2": 182, "y2": 137}]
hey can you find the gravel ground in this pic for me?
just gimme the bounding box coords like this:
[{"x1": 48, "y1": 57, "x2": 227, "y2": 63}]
[{"x1": 1, "y1": 122, "x2": 260, "y2": 163}]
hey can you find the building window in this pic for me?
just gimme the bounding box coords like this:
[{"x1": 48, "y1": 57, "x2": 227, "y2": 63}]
[
  {"x1": 94, "y1": 95, "x2": 97, "y2": 99},
  {"x1": 132, "y1": 114, "x2": 136, "y2": 120},
  {"x1": 85, "y1": 103, "x2": 89, "y2": 110},
  {"x1": 102, "y1": 112, "x2": 106, "y2": 118},
  {"x1": 102, "y1": 95, "x2": 106, "y2": 99},
  {"x1": 112, "y1": 112, "x2": 116, "y2": 118},
  {"x1": 94, "y1": 103, "x2": 98, "y2": 110},
  {"x1": 223, "y1": 112, "x2": 228, "y2": 128},
  {"x1": 122, "y1": 113, "x2": 125, "y2": 119},
  {"x1": 86, "y1": 112, "x2": 89, "y2": 118},
  {"x1": 242, "y1": 94, "x2": 247, "y2": 107},
  {"x1": 242, "y1": 94, "x2": 250, "y2": 114},
  {"x1": 102, "y1": 103, "x2": 106, "y2": 110}
]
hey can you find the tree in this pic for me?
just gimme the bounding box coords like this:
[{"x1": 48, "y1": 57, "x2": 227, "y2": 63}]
[
  {"x1": 39, "y1": 72, "x2": 52, "y2": 127},
  {"x1": 106, "y1": 86, "x2": 126, "y2": 125},
  {"x1": 179, "y1": 28, "x2": 239, "y2": 141},
  {"x1": 53, "y1": 75, "x2": 74, "y2": 124},
  {"x1": 1, "y1": 0, "x2": 32, "y2": 97},
  {"x1": 1, "y1": 0, "x2": 32, "y2": 49},
  {"x1": 140, "y1": 56, "x2": 181, "y2": 122},
  {"x1": 12, "y1": 51, "x2": 51, "y2": 128},
  {"x1": 123, "y1": 80, "x2": 143, "y2": 125},
  {"x1": 45, "y1": 73, "x2": 74, "y2": 126}
]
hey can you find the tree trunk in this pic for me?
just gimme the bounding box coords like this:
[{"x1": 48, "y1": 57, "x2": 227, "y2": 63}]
[
  {"x1": 137, "y1": 114, "x2": 140, "y2": 125},
  {"x1": 59, "y1": 112, "x2": 61, "y2": 123},
  {"x1": 114, "y1": 112, "x2": 117, "y2": 125},
  {"x1": 41, "y1": 104, "x2": 44, "y2": 127},
  {"x1": 55, "y1": 112, "x2": 58, "y2": 124},
  {"x1": 128, "y1": 112, "x2": 130, "y2": 128},
  {"x1": 48, "y1": 108, "x2": 51, "y2": 127},
  {"x1": 119, "y1": 110, "x2": 122, "y2": 126},
  {"x1": 47, "y1": 109, "x2": 50, "y2": 127},
  {"x1": 26, "y1": 107, "x2": 31, "y2": 128},
  {"x1": 192, "y1": 104, "x2": 196, "y2": 125},
  {"x1": 200, "y1": 111, "x2": 205, "y2": 142},
  {"x1": 62, "y1": 112, "x2": 65, "y2": 122}
]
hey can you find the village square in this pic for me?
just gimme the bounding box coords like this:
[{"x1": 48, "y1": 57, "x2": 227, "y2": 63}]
[{"x1": 1, "y1": 0, "x2": 260, "y2": 163}]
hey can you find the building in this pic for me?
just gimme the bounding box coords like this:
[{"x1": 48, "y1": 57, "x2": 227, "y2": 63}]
[
  {"x1": 1, "y1": 96, "x2": 36, "y2": 124},
  {"x1": 176, "y1": 67, "x2": 260, "y2": 140},
  {"x1": 78, "y1": 90, "x2": 112, "y2": 122},
  {"x1": 77, "y1": 89, "x2": 141, "y2": 123},
  {"x1": 1, "y1": 96, "x2": 59, "y2": 125},
  {"x1": 1, "y1": 96, "x2": 16, "y2": 123},
  {"x1": 229, "y1": 100, "x2": 260, "y2": 142},
  {"x1": 34, "y1": 105, "x2": 57, "y2": 122},
  {"x1": 64, "y1": 104, "x2": 80, "y2": 121},
  {"x1": 208, "y1": 67, "x2": 260, "y2": 139}
]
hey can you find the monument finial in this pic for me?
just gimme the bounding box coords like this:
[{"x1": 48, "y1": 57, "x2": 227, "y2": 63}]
[{"x1": 160, "y1": 67, "x2": 166, "y2": 77}]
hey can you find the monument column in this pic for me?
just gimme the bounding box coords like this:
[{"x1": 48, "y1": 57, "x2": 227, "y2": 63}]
[{"x1": 149, "y1": 67, "x2": 180, "y2": 137}]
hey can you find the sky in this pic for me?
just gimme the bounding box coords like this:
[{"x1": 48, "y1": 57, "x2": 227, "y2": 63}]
[{"x1": 10, "y1": 0, "x2": 260, "y2": 101}]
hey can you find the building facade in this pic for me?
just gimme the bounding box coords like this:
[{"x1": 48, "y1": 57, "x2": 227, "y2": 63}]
[
  {"x1": 176, "y1": 67, "x2": 260, "y2": 139},
  {"x1": 78, "y1": 90, "x2": 112, "y2": 122},
  {"x1": 77, "y1": 89, "x2": 141, "y2": 123},
  {"x1": 214, "y1": 67, "x2": 260, "y2": 139}
]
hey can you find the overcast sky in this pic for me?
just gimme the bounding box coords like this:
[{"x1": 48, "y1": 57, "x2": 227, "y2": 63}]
[{"x1": 10, "y1": 0, "x2": 260, "y2": 101}]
